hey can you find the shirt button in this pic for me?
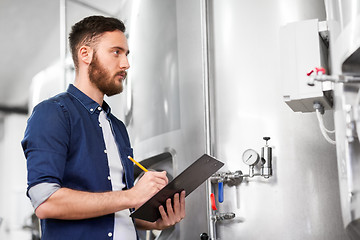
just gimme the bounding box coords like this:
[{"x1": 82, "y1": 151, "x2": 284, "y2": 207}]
[
  {"x1": 98, "y1": 106, "x2": 102, "y2": 111},
  {"x1": 90, "y1": 108, "x2": 94, "y2": 112},
  {"x1": 107, "y1": 176, "x2": 111, "y2": 180},
  {"x1": 104, "y1": 149, "x2": 107, "y2": 154},
  {"x1": 108, "y1": 232, "x2": 113, "y2": 237}
]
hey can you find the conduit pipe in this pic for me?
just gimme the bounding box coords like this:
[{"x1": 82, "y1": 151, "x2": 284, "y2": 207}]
[
  {"x1": 200, "y1": 0, "x2": 216, "y2": 239},
  {"x1": 60, "y1": 0, "x2": 67, "y2": 90}
]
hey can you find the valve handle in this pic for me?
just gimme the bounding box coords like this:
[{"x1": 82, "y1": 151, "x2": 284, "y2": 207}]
[
  {"x1": 306, "y1": 69, "x2": 314, "y2": 76},
  {"x1": 316, "y1": 67, "x2": 326, "y2": 74},
  {"x1": 210, "y1": 193, "x2": 217, "y2": 210},
  {"x1": 306, "y1": 67, "x2": 326, "y2": 76},
  {"x1": 218, "y1": 182, "x2": 224, "y2": 203}
]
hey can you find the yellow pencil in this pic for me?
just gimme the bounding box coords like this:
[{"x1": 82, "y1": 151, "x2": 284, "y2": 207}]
[{"x1": 128, "y1": 156, "x2": 148, "y2": 172}]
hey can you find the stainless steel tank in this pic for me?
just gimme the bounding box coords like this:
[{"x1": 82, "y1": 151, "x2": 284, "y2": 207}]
[
  {"x1": 206, "y1": 0, "x2": 348, "y2": 239},
  {"x1": 113, "y1": 0, "x2": 349, "y2": 239},
  {"x1": 324, "y1": 0, "x2": 360, "y2": 239},
  {"x1": 117, "y1": 0, "x2": 209, "y2": 239}
]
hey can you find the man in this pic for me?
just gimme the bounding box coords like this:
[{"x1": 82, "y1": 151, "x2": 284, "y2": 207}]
[{"x1": 21, "y1": 15, "x2": 185, "y2": 239}]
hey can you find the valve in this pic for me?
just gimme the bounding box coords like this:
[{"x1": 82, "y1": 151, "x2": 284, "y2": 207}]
[
  {"x1": 307, "y1": 67, "x2": 326, "y2": 76},
  {"x1": 261, "y1": 137, "x2": 272, "y2": 178},
  {"x1": 307, "y1": 67, "x2": 326, "y2": 86},
  {"x1": 200, "y1": 233, "x2": 209, "y2": 240},
  {"x1": 212, "y1": 212, "x2": 236, "y2": 221},
  {"x1": 210, "y1": 193, "x2": 217, "y2": 211},
  {"x1": 218, "y1": 181, "x2": 224, "y2": 203}
]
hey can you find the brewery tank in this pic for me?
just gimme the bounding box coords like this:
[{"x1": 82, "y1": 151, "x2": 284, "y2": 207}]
[
  {"x1": 113, "y1": 0, "x2": 349, "y2": 239},
  {"x1": 324, "y1": 0, "x2": 360, "y2": 239}
]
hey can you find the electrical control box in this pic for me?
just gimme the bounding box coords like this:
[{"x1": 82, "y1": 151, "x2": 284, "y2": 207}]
[{"x1": 280, "y1": 19, "x2": 332, "y2": 113}]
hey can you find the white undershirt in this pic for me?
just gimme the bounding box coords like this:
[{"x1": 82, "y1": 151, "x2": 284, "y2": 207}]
[{"x1": 99, "y1": 110, "x2": 137, "y2": 240}]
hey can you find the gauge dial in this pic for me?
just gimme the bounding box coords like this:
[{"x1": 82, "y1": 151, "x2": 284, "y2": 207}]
[{"x1": 242, "y1": 149, "x2": 260, "y2": 166}]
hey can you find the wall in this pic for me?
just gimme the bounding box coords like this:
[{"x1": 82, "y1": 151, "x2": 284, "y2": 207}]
[{"x1": 0, "y1": 114, "x2": 33, "y2": 240}]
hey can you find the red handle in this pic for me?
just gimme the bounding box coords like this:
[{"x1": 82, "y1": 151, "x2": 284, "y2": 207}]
[
  {"x1": 316, "y1": 67, "x2": 326, "y2": 74},
  {"x1": 306, "y1": 70, "x2": 314, "y2": 76},
  {"x1": 307, "y1": 67, "x2": 326, "y2": 76},
  {"x1": 210, "y1": 193, "x2": 217, "y2": 210}
]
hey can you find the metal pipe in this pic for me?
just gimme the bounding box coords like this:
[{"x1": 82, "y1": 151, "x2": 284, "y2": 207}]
[
  {"x1": 60, "y1": 0, "x2": 67, "y2": 91},
  {"x1": 200, "y1": 0, "x2": 211, "y2": 154},
  {"x1": 211, "y1": 212, "x2": 236, "y2": 222},
  {"x1": 200, "y1": 0, "x2": 215, "y2": 239},
  {"x1": 308, "y1": 74, "x2": 360, "y2": 86}
]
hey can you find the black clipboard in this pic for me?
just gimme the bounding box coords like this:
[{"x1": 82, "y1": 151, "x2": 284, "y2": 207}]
[{"x1": 130, "y1": 154, "x2": 224, "y2": 222}]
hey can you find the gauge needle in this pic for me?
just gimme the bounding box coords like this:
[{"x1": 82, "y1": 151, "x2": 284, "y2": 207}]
[{"x1": 246, "y1": 155, "x2": 252, "y2": 162}]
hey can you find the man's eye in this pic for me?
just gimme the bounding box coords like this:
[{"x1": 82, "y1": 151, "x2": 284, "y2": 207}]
[{"x1": 113, "y1": 50, "x2": 120, "y2": 55}]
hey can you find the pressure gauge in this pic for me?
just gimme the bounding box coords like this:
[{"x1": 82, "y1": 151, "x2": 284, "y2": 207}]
[{"x1": 242, "y1": 149, "x2": 260, "y2": 166}]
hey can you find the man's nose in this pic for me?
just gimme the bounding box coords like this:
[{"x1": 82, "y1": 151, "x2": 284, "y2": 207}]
[{"x1": 120, "y1": 56, "x2": 130, "y2": 70}]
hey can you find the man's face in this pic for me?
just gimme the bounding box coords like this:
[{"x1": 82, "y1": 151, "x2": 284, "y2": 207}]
[{"x1": 88, "y1": 30, "x2": 130, "y2": 97}]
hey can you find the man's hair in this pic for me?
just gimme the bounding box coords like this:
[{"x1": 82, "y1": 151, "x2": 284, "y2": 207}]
[{"x1": 69, "y1": 15, "x2": 126, "y2": 70}]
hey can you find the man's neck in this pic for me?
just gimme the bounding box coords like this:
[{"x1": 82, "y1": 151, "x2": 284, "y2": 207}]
[{"x1": 74, "y1": 74, "x2": 104, "y2": 106}]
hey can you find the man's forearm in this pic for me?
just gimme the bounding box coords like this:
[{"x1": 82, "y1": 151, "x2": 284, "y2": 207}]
[
  {"x1": 35, "y1": 171, "x2": 169, "y2": 220},
  {"x1": 35, "y1": 187, "x2": 136, "y2": 220}
]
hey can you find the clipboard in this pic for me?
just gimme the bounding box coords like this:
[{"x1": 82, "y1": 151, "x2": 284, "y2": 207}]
[{"x1": 130, "y1": 154, "x2": 224, "y2": 222}]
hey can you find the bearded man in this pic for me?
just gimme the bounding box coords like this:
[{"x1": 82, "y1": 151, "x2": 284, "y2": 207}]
[{"x1": 21, "y1": 15, "x2": 185, "y2": 240}]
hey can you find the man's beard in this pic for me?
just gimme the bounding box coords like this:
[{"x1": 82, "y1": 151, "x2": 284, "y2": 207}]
[{"x1": 88, "y1": 53, "x2": 126, "y2": 97}]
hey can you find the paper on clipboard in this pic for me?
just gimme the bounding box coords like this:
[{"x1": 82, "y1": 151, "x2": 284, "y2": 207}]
[{"x1": 130, "y1": 154, "x2": 224, "y2": 222}]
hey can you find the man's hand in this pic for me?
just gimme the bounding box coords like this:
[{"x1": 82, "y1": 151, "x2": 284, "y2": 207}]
[
  {"x1": 154, "y1": 190, "x2": 186, "y2": 230},
  {"x1": 130, "y1": 171, "x2": 168, "y2": 209}
]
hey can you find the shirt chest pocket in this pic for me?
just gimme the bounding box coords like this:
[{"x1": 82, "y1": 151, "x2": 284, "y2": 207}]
[
  {"x1": 119, "y1": 146, "x2": 134, "y2": 188},
  {"x1": 119, "y1": 146, "x2": 133, "y2": 166}
]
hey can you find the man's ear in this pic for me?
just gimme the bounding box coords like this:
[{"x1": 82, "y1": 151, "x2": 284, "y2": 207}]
[{"x1": 78, "y1": 46, "x2": 93, "y2": 65}]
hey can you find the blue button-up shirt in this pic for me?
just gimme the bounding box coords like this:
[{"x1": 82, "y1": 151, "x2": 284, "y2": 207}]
[{"x1": 21, "y1": 84, "x2": 135, "y2": 240}]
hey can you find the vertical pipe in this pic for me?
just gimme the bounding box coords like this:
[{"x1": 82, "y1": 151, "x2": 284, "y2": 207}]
[
  {"x1": 200, "y1": 0, "x2": 215, "y2": 239},
  {"x1": 200, "y1": 0, "x2": 211, "y2": 155},
  {"x1": 60, "y1": 0, "x2": 67, "y2": 91}
]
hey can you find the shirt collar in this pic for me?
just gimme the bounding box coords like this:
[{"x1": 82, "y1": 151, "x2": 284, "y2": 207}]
[
  {"x1": 67, "y1": 84, "x2": 111, "y2": 115},
  {"x1": 102, "y1": 101, "x2": 111, "y2": 115}
]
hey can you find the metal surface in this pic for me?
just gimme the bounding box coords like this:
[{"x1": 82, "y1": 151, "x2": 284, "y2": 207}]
[
  {"x1": 115, "y1": 0, "x2": 209, "y2": 239},
  {"x1": 325, "y1": 0, "x2": 360, "y2": 75},
  {"x1": 124, "y1": 0, "x2": 181, "y2": 142},
  {"x1": 208, "y1": 0, "x2": 348, "y2": 239},
  {"x1": 199, "y1": 0, "x2": 216, "y2": 238},
  {"x1": 325, "y1": 1, "x2": 360, "y2": 238},
  {"x1": 112, "y1": 0, "x2": 351, "y2": 239},
  {"x1": 260, "y1": 144, "x2": 272, "y2": 178}
]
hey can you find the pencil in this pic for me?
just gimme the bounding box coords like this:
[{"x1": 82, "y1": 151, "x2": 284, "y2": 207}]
[{"x1": 128, "y1": 156, "x2": 148, "y2": 172}]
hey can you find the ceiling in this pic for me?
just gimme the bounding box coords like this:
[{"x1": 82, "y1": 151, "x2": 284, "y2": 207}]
[{"x1": 0, "y1": 0, "x2": 126, "y2": 108}]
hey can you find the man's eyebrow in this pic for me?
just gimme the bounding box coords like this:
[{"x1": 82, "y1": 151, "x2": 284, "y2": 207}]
[{"x1": 112, "y1": 46, "x2": 130, "y2": 55}]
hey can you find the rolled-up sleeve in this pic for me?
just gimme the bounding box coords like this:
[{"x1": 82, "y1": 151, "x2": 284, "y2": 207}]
[
  {"x1": 28, "y1": 182, "x2": 61, "y2": 209},
  {"x1": 21, "y1": 100, "x2": 70, "y2": 197}
]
